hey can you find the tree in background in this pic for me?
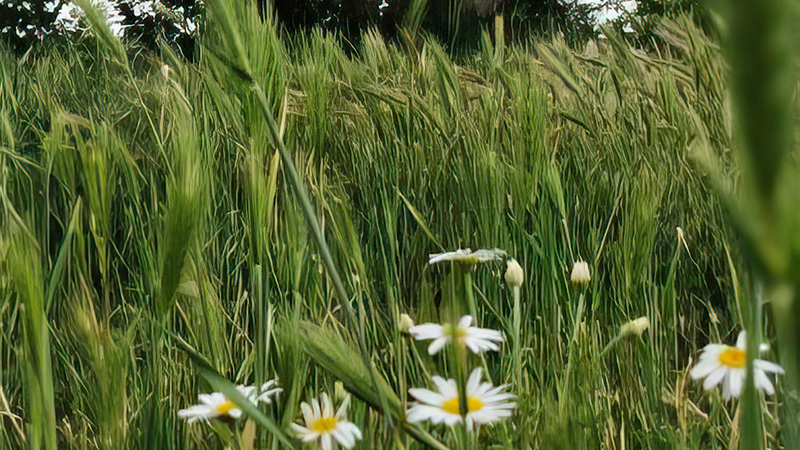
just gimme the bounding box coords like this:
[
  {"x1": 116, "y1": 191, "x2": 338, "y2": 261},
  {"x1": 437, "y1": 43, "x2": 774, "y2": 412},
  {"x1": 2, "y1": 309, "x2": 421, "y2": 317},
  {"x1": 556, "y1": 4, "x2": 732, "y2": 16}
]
[
  {"x1": 504, "y1": 0, "x2": 595, "y2": 44},
  {"x1": 264, "y1": 0, "x2": 380, "y2": 47},
  {"x1": 0, "y1": 0, "x2": 646, "y2": 55},
  {"x1": 0, "y1": 1, "x2": 65, "y2": 52},
  {"x1": 117, "y1": 0, "x2": 200, "y2": 57},
  {"x1": 622, "y1": 0, "x2": 712, "y2": 48}
]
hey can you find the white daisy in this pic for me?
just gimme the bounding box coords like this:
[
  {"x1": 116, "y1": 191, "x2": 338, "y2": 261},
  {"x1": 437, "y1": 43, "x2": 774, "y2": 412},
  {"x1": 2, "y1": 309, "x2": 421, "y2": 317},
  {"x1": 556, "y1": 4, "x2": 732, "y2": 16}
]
[
  {"x1": 428, "y1": 248, "x2": 506, "y2": 265},
  {"x1": 291, "y1": 393, "x2": 362, "y2": 450},
  {"x1": 406, "y1": 368, "x2": 515, "y2": 429},
  {"x1": 690, "y1": 331, "x2": 784, "y2": 400},
  {"x1": 178, "y1": 381, "x2": 282, "y2": 424},
  {"x1": 408, "y1": 315, "x2": 504, "y2": 355}
]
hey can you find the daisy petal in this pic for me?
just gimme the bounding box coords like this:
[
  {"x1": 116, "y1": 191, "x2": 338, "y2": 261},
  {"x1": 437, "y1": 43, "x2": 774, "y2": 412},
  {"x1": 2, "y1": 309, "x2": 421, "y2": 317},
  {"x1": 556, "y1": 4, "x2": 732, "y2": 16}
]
[
  {"x1": 703, "y1": 367, "x2": 727, "y2": 391},
  {"x1": 755, "y1": 359, "x2": 785, "y2": 374}
]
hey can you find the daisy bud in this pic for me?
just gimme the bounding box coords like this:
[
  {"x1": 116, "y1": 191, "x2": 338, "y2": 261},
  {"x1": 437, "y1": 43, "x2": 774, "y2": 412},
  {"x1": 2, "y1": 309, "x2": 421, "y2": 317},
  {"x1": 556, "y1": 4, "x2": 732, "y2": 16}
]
[
  {"x1": 620, "y1": 317, "x2": 650, "y2": 339},
  {"x1": 399, "y1": 313, "x2": 415, "y2": 334},
  {"x1": 334, "y1": 381, "x2": 347, "y2": 403},
  {"x1": 570, "y1": 260, "x2": 591, "y2": 285},
  {"x1": 505, "y1": 259, "x2": 524, "y2": 288}
]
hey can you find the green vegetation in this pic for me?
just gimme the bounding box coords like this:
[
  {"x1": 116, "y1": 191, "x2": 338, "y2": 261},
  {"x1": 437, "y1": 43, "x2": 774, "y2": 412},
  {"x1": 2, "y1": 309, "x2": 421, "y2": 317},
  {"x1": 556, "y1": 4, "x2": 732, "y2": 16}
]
[{"x1": 0, "y1": 0, "x2": 797, "y2": 448}]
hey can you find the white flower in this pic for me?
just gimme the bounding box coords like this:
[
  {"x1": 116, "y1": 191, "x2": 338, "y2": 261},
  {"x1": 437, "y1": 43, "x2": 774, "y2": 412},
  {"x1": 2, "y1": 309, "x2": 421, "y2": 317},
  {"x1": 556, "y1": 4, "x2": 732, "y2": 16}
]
[
  {"x1": 239, "y1": 379, "x2": 283, "y2": 404},
  {"x1": 291, "y1": 393, "x2": 362, "y2": 450},
  {"x1": 178, "y1": 381, "x2": 282, "y2": 424},
  {"x1": 570, "y1": 260, "x2": 591, "y2": 284},
  {"x1": 504, "y1": 258, "x2": 524, "y2": 288},
  {"x1": 408, "y1": 315, "x2": 504, "y2": 355},
  {"x1": 428, "y1": 248, "x2": 506, "y2": 265},
  {"x1": 690, "y1": 331, "x2": 784, "y2": 400},
  {"x1": 399, "y1": 313, "x2": 415, "y2": 334},
  {"x1": 620, "y1": 317, "x2": 650, "y2": 339},
  {"x1": 406, "y1": 368, "x2": 515, "y2": 429}
]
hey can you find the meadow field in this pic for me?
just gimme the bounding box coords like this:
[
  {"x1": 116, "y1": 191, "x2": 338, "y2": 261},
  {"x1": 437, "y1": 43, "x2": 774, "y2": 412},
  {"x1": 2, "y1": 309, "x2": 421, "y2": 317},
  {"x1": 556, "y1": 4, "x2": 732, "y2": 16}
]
[{"x1": 1, "y1": 1, "x2": 798, "y2": 449}]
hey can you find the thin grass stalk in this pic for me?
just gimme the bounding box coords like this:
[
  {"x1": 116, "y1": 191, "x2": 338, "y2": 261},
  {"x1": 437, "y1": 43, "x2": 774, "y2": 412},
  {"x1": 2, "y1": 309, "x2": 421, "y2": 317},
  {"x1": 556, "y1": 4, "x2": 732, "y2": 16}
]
[
  {"x1": 248, "y1": 81, "x2": 404, "y2": 427},
  {"x1": 201, "y1": 0, "x2": 399, "y2": 427}
]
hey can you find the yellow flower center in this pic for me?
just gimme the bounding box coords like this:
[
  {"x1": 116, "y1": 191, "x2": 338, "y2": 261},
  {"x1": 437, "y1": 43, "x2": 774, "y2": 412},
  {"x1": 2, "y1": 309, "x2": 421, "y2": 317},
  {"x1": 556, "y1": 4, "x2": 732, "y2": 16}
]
[
  {"x1": 444, "y1": 324, "x2": 468, "y2": 341},
  {"x1": 215, "y1": 400, "x2": 237, "y2": 415},
  {"x1": 718, "y1": 346, "x2": 746, "y2": 369},
  {"x1": 441, "y1": 396, "x2": 485, "y2": 415},
  {"x1": 310, "y1": 416, "x2": 339, "y2": 433}
]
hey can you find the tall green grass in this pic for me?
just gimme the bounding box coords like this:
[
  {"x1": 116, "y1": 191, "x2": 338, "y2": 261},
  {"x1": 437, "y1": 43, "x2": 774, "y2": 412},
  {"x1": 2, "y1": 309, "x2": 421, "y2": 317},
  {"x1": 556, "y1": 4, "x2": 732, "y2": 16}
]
[{"x1": 0, "y1": 4, "x2": 797, "y2": 449}]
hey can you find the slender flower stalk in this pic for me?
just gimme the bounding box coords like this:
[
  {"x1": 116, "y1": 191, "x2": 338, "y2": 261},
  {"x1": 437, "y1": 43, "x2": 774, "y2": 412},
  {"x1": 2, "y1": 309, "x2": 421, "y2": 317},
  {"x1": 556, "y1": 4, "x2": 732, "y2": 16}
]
[
  {"x1": 559, "y1": 293, "x2": 584, "y2": 417},
  {"x1": 505, "y1": 259, "x2": 524, "y2": 388}
]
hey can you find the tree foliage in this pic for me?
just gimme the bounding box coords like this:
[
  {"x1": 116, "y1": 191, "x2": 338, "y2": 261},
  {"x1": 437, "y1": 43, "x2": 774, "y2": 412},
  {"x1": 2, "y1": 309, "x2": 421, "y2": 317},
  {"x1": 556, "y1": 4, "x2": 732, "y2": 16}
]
[
  {"x1": 1, "y1": 0, "x2": 705, "y2": 55},
  {"x1": 0, "y1": 0, "x2": 64, "y2": 52}
]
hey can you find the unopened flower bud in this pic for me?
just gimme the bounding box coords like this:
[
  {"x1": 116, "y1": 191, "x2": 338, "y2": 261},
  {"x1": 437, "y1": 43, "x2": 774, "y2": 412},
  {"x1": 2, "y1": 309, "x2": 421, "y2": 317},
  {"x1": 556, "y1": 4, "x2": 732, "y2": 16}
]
[
  {"x1": 334, "y1": 381, "x2": 347, "y2": 404},
  {"x1": 505, "y1": 259, "x2": 524, "y2": 288},
  {"x1": 399, "y1": 313, "x2": 415, "y2": 334},
  {"x1": 570, "y1": 260, "x2": 591, "y2": 285},
  {"x1": 620, "y1": 317, "x2": 650, "y2": 339}
]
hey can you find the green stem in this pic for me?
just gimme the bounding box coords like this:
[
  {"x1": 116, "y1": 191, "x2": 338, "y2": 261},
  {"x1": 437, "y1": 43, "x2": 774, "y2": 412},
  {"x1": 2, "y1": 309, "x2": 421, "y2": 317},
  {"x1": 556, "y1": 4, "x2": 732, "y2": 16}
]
[
  {"x1": 512, "y1": 285, "x2": 522, "y2": 388},
  {"x1": 599, "y1": 334, "x2": 623, "y2": 360},
  {"x1": 452, "y1": 342, "x2": 471, "y2": 450},
  {"x1": 251, "y1": 82, "x2": 396, "y2": 427},
  {"x1": 403, "y1": 423, "x2": 452, "y2": 450},
  {"x1": 559, "y1": 292, "x2": 584, "y2": 418},
  {"x1": 462, "y1": 267, "x2": 477, "y2": 320}
]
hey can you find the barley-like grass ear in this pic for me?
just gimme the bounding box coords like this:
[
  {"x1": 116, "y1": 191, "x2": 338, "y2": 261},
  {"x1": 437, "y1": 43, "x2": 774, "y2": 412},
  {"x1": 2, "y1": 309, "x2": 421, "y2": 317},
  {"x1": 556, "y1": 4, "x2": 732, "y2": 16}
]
[
  {"x1": 156, "y1": 121, "x2": 201, "y2": 319},
  {"x1": 5, "y1": 220, "x2": 56, "y2": 450},
  {"x1": 294, "y1": 321, "x2": 402, "y2": 414},
  {"x1": 72, "y1": 280, "x2": 129, "y2": 449},
  {"x1": 202, "y1": 0, "x2": 252, "y2": 79}
]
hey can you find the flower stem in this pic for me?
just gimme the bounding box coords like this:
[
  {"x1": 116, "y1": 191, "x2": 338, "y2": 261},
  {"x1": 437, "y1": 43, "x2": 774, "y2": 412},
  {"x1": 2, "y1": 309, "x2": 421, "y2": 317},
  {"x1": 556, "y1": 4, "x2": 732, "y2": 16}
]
[
  {"x1": 453, "y1": 342, "x2": 471, "y2": 449},
  {"x1": 512, "y1": 285, "x2": 522, "y2": 388},
  {"x1": 559, "y1": 292, "x2": 584, "y2": 418},
  {"x1": 599, "y1": 334, "x2": 623, "y2": 360},
  {"x1": 462, "y1": 267, "x2": 478, "y2": 320}
]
